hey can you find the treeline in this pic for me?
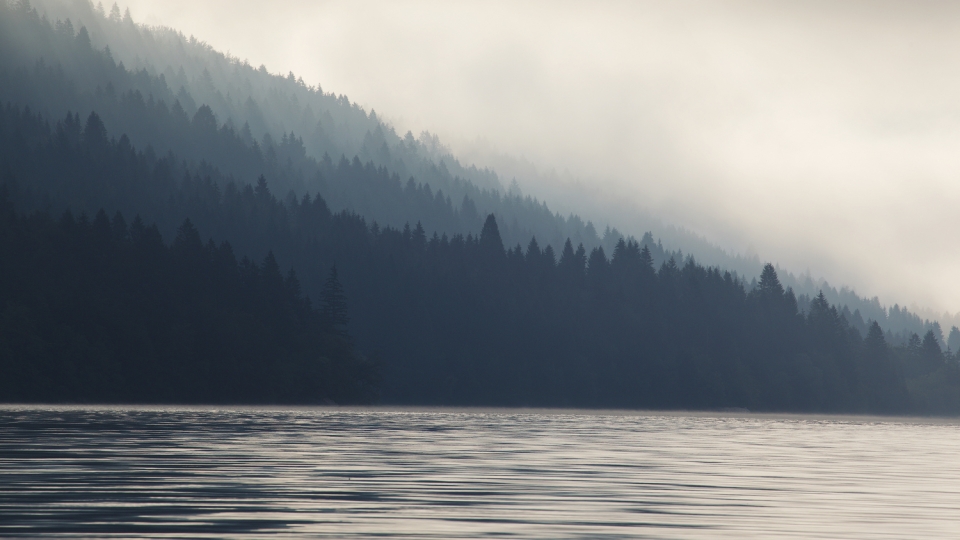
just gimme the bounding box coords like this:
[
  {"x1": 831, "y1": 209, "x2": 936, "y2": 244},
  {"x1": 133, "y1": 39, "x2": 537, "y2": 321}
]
[
  {"x1": 0, "y1": 0, "x2": 606, "y2": 252},
  {"x1": 0, "y1": 192, "x2": 377, "y2": 403},
  {"x1": 6, "y1": 0, "x2": 952, "y2": 345},
  {"x1": 3, "y1": 3, "x2": 960, "y2": 412},
  {"x1": 0, "y1": 100, "x2": 678, "y2": 282},
  {"x1": 26, "y1": 0, "x2": 505, "y2": 192},
  {"x1": 4, "y1": 104, "x2": 960, "y2": 411},
  {"x1": 792, "y1": 278, "x2": 951, "y2": 349}
]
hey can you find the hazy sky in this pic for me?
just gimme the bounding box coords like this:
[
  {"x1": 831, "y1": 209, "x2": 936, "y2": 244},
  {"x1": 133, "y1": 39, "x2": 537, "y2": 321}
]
[{"x1": 121, "y1": 0, "x2": 960, "y2": 314}]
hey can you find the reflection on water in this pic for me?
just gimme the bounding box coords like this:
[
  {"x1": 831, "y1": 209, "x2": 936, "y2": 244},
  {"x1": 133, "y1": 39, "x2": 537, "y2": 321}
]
[{"x1": 1, "y1": 406, "x2": 959, "y2": 539}]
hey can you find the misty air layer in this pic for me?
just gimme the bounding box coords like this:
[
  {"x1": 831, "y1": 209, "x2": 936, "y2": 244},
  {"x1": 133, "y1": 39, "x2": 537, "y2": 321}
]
[{"x1": 2, "y1": 0, "x2": 960, "y2": 413}]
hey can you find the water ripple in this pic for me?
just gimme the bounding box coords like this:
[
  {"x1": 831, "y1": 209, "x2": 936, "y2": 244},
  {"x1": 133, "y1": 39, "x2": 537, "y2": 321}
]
[{"x1": 1, "y1": 406, "x2": 959, "y2": 538}]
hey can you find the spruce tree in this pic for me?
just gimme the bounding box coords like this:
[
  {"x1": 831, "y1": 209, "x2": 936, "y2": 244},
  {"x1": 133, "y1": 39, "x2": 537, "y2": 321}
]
[
  {"x1": 758, "y1": 263, "x2": 784, "y2": 297},
  {"x1": 320, "y1": 265, "x2": 349, "y2": 332},
  {"x1": 479, "y1": 213, "x2": 504, "y2": 257}
]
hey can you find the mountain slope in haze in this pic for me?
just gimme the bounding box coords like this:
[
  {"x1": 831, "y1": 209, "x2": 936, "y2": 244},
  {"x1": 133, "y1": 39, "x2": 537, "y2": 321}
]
[
  {"x1": 6, "y1": 103, "x2": 949, "y2": 413},
  {"x1": 5, "y1": 0, "x2": 620, "y2": 254},
  {"x1": 4, "y1": 0, "x2": 953, "y2": 347},
  {"x1": 26, "y1": 0, "x2": 505, "y2": 192},
  {"x1": 3, "y1": 2, "x2": 960, "y2": 412}
]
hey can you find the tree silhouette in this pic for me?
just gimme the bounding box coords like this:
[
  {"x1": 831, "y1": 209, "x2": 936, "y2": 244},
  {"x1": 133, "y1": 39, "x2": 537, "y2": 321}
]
[
  {"x1": 321, "y1": 265, "x2": 349, "y2": 332},
  {"x1": 758, "y1": 263, "x2": 784, "y2": 297},
  {"x1": 920, "y1": 330, "x2": 944, "y2": 373},
  {"x1": 479, "y1": 213, "x2": 504, "y2": 257}
]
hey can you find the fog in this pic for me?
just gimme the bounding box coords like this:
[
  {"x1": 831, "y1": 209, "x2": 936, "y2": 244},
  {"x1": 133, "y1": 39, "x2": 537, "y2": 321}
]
[{"x1": 118, "y1": 0, "x2": 960, "y2": 315}]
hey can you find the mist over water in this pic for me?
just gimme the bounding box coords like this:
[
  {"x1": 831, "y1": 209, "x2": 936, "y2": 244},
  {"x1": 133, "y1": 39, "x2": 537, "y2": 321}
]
[
  {"x1": 3, "y1": 406, "x2": 960, "y2": 538},
  {"x1": 113, "y1": 0, "x2": 960, "y2": 315}
]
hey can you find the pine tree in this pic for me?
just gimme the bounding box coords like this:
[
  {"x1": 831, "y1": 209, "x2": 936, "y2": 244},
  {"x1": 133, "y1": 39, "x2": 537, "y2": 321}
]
[
  {"x1": 863, "y1": 321, "x2": 887, "y2": 365},
  {"x1": 948, "y1": 326, "x2": 960, "y2": 360},
  {"x1": 920, "y1": 330, "x2": 943, "y2": 373},
  {"x1": 320, "y1": 265, "x2": 349, "y2": 332},
  {"x1": 559, "y1": 238, "x2": 576, "y2": 267},
  {"x1": 255, "y1": 175, "x2": 271, "y2": 199},
  {"x1": 639, "y1": 244, "x2": 654, "y2": 272},
  {"x1": 758, "y1": 263, "x2": 784, "y2": 297},
  {"x1": 479, "y1": 213, "x2": 504, "y2": 257}
]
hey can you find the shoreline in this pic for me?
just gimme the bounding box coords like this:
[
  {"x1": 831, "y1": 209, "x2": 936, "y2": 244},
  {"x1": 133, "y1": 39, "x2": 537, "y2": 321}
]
[{"x1": 2, "y1": 403, "x2": 958, "y2": 424}]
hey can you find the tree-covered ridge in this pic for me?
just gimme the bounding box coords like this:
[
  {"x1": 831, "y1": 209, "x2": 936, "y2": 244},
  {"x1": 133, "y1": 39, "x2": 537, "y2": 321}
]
[
  {"x1": 18, "y1": 0, "x2": 504, "y2": 191},
  {"x1": 0, "y1": 0, "x2": 608, "y2": 252},
  {"x1": 0, "y1": 193, "x2": 378, "y2": 404},
  {"x1": 3, "y1": 0, "x2": 953, "y2": 343},
  {"x1": 3, "y1": 103, "x2": 960, "y2": 412},
  {"x1": 0, "y1": 96, "x2": 667, "y2": 286}
]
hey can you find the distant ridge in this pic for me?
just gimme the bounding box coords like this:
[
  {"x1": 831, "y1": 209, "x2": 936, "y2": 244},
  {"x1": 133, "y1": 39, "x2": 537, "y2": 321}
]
[
  {"x1": 3, "y1": 0, "x2": 960, "y2": 413},
  {"x1": 9, "y1": 0, "x2": 956, "y2": 346}
]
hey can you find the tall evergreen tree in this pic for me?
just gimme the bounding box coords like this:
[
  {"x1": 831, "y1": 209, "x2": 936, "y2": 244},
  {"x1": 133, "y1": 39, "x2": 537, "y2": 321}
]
[
  {"x1": 920, "y1": 330, "x2": 944, "y2": 373},
  {"x1": 758, "y1": 263, "x2": 784, "y2": 297},
  {"x1": 320, "y1": 265, "x2": 350, "y2": 333},
  {"x1": 479, "y1": 213, "x2": 504, "y2": 257}
]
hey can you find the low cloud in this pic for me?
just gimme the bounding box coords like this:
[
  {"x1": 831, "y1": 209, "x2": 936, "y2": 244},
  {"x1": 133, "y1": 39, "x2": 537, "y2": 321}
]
[{"x1": 122, "y1": 0, "x2": 960, "y2": 314}]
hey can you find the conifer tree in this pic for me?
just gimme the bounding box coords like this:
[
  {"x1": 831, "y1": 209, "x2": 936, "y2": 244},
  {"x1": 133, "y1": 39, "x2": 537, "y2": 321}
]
[
  {"x1": 920, "y1": 330, "x2": 944, "y2": 373},
  {"x1": 479, "y1": 213, "x2": 504, "y2": 257},
  {"x1": 639, "y1": 244, "x2": 654, "y2": 272},
  {"x1": 758, "y1": 263, "x2": 784, "y2": 297},
  {"x1": 320, "y1": 265, "x2": 349, "y2": 332}
]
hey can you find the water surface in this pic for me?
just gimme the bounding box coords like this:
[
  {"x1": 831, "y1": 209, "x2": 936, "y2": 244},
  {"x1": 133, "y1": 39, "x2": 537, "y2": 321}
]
[{"x1": 1, "y1": 406, "x2": 959, "y2": 538}]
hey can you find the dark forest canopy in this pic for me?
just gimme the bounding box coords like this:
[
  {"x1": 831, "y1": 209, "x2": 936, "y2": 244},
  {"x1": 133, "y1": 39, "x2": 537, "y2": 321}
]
[
  {"x1": 0, "y1": 0, "x2": 949, "y2": 343},
  {"x1": 2, "y1": 105, "x2": 960, "y2": 412},
  {"x1": 0, "y1": 195, "x2": 378, "y2": 404},
  {"x1": 2, "y1": 2, "x2": 960, "y2": 412},
  {"x1": 0, "y1": 0, "x2": 604, "y2": 254}
]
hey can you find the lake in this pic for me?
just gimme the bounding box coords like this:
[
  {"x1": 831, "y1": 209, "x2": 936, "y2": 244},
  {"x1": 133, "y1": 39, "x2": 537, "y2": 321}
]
[{"x1": 1, "y1": 406, "x2": 958, "y2": 538}]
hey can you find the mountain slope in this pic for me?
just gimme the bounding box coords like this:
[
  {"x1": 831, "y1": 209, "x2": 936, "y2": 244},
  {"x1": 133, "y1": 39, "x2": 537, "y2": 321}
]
[
  {"x1": 3, "y1": 103, "x2": 936, "y2": 412},
  {"x1": 3, "y1": 0, "x2": 953, "y2": 349}
]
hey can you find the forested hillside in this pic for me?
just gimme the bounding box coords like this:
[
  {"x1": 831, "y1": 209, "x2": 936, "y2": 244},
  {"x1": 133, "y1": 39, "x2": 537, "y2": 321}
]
[
  {"x1": 2, "y1": 0, "x2": 960, "y2": 412},
  {"x1": 0, "y1": 0, "x2": 605, "y2": 252},
  {"x1": 12, "y1": 0, "x2": 954, "y2": 345},
  {"x1": 4, "y1": 0, "x2": 952, "y2": 344},
  {"x1": 0, "y1": 191, "x2": 378, "y2": 404},
  {"x1": 3, "y1": 103, "x2": 960, "y2": 412}
]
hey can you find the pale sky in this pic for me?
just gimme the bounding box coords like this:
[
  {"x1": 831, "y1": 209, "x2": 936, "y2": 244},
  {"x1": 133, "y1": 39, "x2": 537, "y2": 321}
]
[{"x1": 120, "y1": 0, "x2": 960, "y2": 315}]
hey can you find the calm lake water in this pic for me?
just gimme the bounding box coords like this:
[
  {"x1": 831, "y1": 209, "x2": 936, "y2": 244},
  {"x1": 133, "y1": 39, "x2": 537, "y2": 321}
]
[{"x1": 1, "y1": 406, "x2": 959, "y2": 538}]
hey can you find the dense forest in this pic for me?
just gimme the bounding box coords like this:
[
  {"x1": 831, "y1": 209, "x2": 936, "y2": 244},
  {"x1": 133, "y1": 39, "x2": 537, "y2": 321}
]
[
  {"x1": 2, "y1": 104, "x2": 960, "y2": 412},
  {"x1": 2, "y1": 0, "x2": 953, "y2": 343},
  {"x1": 0, "y1": 0, "x2": 603, "y2": 253},
  {"x1": 2, "y1": 0, "x2": 960, "y2": 413},
  {"x1": 0, "y1": 192, "x2": 378, "y2": 403}
]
